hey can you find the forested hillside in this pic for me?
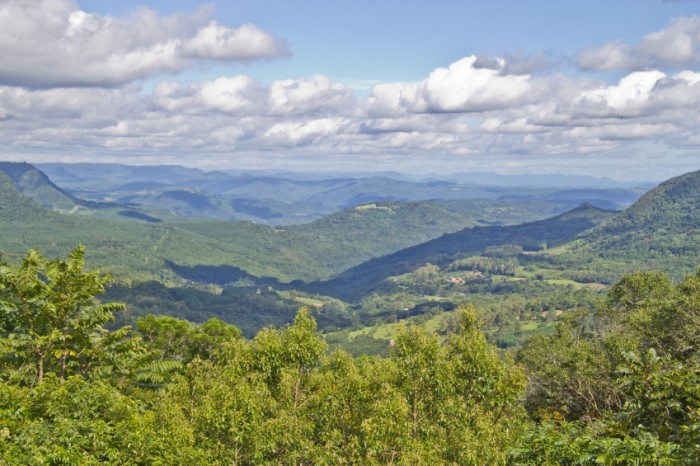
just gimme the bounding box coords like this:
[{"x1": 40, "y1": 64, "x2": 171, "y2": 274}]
[
  {"x1": 1, "y1": 169, "x2": 700, "y2": 464},
  {"x1": 537, "y1": 169, "x2": 700, "y2": 284},
  {"x1": 309, "y1": 203, "x2": 615, "y2": 301},
  {"x1": 581, "y1": 168, "x2": 700, "y2": 261},
  {"x1": 0, "y1": 172, "x2": 50, "y2": 222},
  {"x1": 0, "y1": 162, "x2": 79, "y2": 211},
  {"x1": 0, "y1": 167, "x2": 567, "y2": 283}
]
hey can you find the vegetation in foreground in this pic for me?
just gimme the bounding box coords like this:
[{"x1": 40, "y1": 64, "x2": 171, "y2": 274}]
[{"x1": 2, "y1": 247, "x2": 700, "y2": 464}]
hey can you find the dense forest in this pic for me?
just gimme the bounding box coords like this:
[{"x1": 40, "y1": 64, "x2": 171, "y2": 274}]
[{"x1": 2, "y1": 246, "x2": 699, "y2": 464}]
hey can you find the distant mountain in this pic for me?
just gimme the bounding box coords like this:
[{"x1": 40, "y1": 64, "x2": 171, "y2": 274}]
[
  {"x1": 314, "y1": 168, "x2": 700, "y2": 302},
  {"x1": 0, "y1": 180, "x2": 564, "y2": 284},
  {"x1": 439, "y1": 172, "x2": 652, "y2": 189},
  {"x1": 31, "y1": 162, "x2": 647, "y2": 224},
  {"x1": 0, "y1": 161, "x2": 81, "y2": 211},
  {"x1": 307, "y1": 203, "x2": 616, "y2": 300},
  {"x1": 0, "y1": 171, "x2": 49, "y2": 222},
  {"x1": 0, "y1": 162, "x2": 175, "y2": 223},
  {"x1": 498, "y1": 187, "x2": 644, "y2": 212},
  {"x1": 173, "y1": 198, "x2": 566, "y2": 282},
  {"x1": 37, "y1": 163, "x2": 203, "y2": 189}
]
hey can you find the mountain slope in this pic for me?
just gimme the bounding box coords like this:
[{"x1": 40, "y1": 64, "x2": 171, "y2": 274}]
[
  {"x1": 0, "y1": 171, "x2": 50, "y2": 222},
  {"x1": 36, "y1": 163, "x2": 203, "y2": 189},
  {"x1": 586, "y1": 169, "x2": 700, "y2": 237},
  {"x1": 561, "y1": 169, "x2": 700, "y2": 275},
  {"x1": 0, "y1": 162, "x2": 185, "y2": 223},
  {"x1": 0, "y1": 192, "x2": 560, "y2": 284},
  {"x1": 306, "y1": 203, "x2": 616, "y2": 300},
  {"x1": 0, "y1": 162, "x2": 80, "y2": 211}
]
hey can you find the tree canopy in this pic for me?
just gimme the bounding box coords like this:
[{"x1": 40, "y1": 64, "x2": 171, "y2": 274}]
[{"x1": 2, "y1": 247, "x2": 700, "y2": 464}]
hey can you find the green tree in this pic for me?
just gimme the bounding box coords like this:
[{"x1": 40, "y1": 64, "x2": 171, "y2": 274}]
[
  {"x1": 0, "y1": 246, "x2": 129, "y2": 385},
  {"x1": 601, "y1": 270, "x2": 700, "y2": 361},
  {"x1": 517, "y1": 310, "x2": 620, "y2": 421},
  {"x1": 137, "y1": 315, "x2": 241, "y2": 364},
  {"x1": 0, "y1": 374, "x2": 155, "y2": 464},
  {"x1": 513, "y1": 269, "x2": 700, "y2": 464}
]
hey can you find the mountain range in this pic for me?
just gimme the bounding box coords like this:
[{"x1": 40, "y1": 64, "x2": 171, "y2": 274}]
[
  {"x1": 33, "y1": 162, "x2": 647, "y2": 224},
  {"x1": 2, "y1": 161, "x2": 700, "y2": 337}
]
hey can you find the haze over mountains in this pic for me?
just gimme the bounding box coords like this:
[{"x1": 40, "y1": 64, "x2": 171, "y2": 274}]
[{"x1": 33, "y1": 162, "x2": 648, "y2": 224}]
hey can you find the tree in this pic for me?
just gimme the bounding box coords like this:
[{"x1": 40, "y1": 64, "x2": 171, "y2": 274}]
[
  {"x1": 512, "y1": 269, "x2": 700, "y2": 464},
  {"x1": 0, "y1": 246, "x2": 129, "y2": 385}
]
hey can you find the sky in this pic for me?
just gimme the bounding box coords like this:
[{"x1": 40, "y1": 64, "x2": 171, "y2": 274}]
[{"x1": 2, "y1": 1, "x2": 700, "y2": 180}]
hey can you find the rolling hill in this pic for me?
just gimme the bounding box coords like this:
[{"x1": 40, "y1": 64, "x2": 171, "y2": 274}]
[
  {"x1": 0, "y1": 162, "x2": 82, "y2": 211},
  {"x1": 306, "y1": 203, "x2": 616, "y2": 300},
  {"x1": 0, "y1": 162, "x2": 174, "y2": 222},
  {"x1": 551, "y1": 168, "x2": 700, "y2": 280},
  {"x1": 317, "y1": 168, "x2": 700, "y2": 303},
  {"x1": 172, "y1": 198, "x2": 567, "y2": 282},
  {"x1": 7, "y1": 165, "x2": 700, "y2": 341},
  {"x1": 1, "y1": 169, "x2": 567, "y2": 284}
]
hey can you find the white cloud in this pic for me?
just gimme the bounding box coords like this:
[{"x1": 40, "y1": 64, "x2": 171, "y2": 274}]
[
  {"x1": 576, "y1": 41, "x2": 637, "y2": 72},
  {"x1": 422, "y1": 57, "x2": 532, "y2": 112},
  {"x1": 263, "y1": 118, "x2": 350, "y2": 145},
  {"x1": 181, "y1": 22, "x2": 289, "y2": 60},
  {"x1": 566, "y1": 70, "x2": 700, "y2": 124},
  {"x1": 577, "y1": 16, "x2": 700, "y2": 71},
  {"x1": 675, "y1": 70, "x2": 700, "y2": 85},
  {"x1": 151, "y1": 75, "x2": 354, "y2": 116},
  {"x1": 199, "y1": 76, "x2": 263, "y2": 113},
  {"x1": 478, "y1": 117, "x2": 541, "y2": 134},
  {"x1": 367, "y1": 56, "x2": 532, "y2": 115},
  {"x1": 0, "y1": 0, "x2": 289, "y2": 88},
  {"x1": 268, "y1": 76, "x2": 354, "y2": 115},
  {"x1": 636, "y1": 16, "x2": 699, "y2": 67},
  {"x1": 366, "y1": 81, "x2": 422, "y2": 116},
  {"x1": 575, "y1": 71, "x2": 666, "y2": 115}
]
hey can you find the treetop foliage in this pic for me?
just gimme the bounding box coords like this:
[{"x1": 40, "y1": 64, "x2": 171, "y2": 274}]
[{"x1": 2, "y1": 247, "x2": 700, "y2": 464}]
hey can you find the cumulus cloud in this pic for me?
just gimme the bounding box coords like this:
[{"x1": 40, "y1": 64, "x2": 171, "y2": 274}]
[
  {"x1": 566, "y1": 70, "x2": 700, "y2": 122},
  {"x1": 422, "y1": 57, "x2": 532, "y2": 112},
  {"x1": 181, "y1": 22, "x2": 289, "y2": 60},
  {"x1": 263, "y1": 118, "x2": 350, "y2": 145},
  {"x1": 574, "y1": 71, "x2": 667, "y2": 116},
  {"x1": 268, "y1": 76, "x2": 354, "y2": 115},
  {"x1": 577, "y1": 16, "x2": 700, "y2": 71},
  {"x1": 367, "y1": 56, "x2": 533, "y2": 115},
  {"x1": 199, "y1": 76, "x2": 264, "y2": 113},
  {"x1": 151, "y1": 75, "x2": 355, "y2": 116},
  {"x1": 0, "y1": 0, "x2": 290, "y2": 88},
  {"x1": 474, "y1": 52, "x2": 561, "y2": 75},
  {"x1": 576, "y1": 41, "x2": 637, "y2": 72}
]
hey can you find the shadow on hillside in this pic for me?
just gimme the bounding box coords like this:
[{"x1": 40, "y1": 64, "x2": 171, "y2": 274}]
[{"x1": 165, "y1": 260, "x2": 286, "y2": 288}]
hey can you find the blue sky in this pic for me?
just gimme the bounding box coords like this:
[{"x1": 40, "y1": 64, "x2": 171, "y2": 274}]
[
  {"x1": 81, "y1": 0, "x2": 698, "y2": 84},
  {"x1": 1, "y1": 0, "x2": 700, "y2": 180}
]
